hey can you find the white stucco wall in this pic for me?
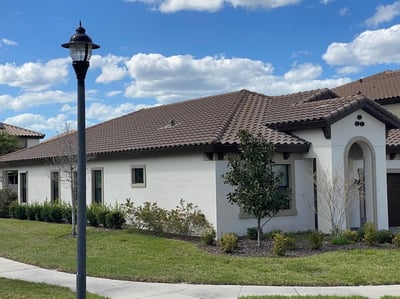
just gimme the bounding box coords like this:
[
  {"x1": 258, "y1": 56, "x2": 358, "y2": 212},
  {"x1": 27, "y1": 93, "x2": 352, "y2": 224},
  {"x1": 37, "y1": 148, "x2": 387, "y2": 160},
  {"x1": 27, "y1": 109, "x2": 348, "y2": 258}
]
[
  {"x1": 0, "y1": 150, "x2": 317, "y2": 237},
  {"x1": 91, "y1": 152, "x2": 219, "y2": 228},
  {"x1": 214, "y1": 154, "x2": 315, "y2": 237},
  {"x1": 293, "y1": 110, "x2": 389, "y2": 232},
  {"x1": 294, "y1": 128, "x2": 334, "y2": 232},
  {"x1": 0, "y1": 152, "x2": 220, "y2": 230},
  {"x1": 331, "y1": 110, "x2": 388, "y2": 230}
]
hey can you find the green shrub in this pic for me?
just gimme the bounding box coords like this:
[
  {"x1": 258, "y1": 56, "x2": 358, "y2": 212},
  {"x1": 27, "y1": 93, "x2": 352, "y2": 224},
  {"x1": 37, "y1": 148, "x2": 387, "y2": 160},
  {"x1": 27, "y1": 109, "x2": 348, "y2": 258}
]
[
  {"x1": 86, "y1": 204, "x2": 110, "y2": 227},
  {"x1": 124, "y1": 199, "x2": 211, "y2": 236},
  {"x1": 219, "y1": 233, "x2": 238, "y2": 253},
  {"x1": 342, "y1": 230, "x2": 358, "y2": 242},
  {"x1": 0, "y1": 189, "x2": 17, "y2": 218},
  {"x1": 61, "y1": 203, "x2": 73, "y2": 224},
  {"x1": 285, "y1": 233, "x2": 297, "y2": 250},
  {"x1": 49, "y1": 204, "x2": 64, "y2": 223},
  {"x1": 10, "y1": 202, "x2": 27, "y2": 220},
  {"x1": 87, "y1": 204, "x2": 100, "y2": 226},
  {"x1": 393, "y1": 233, "x2": 400, "y2": 248},
  {"x1": 272, "y1": 232, "x2": 287, "y2": 256},
  {"x1": 105, "y1": 210, "x2": 126, "y2": 229},
  {"x1": 201, "y1": 227, "x2": 216, "y2": 245},
  {"x1": 25, "y1": 204, "x2": 36, "y2": 221},
  {"x1": 134, "y1": 202, "x2": 167, "y2": 233},
  {"x1": 247, "y1": 227, "x2": 258, "y2": 240},
  {"x1": 40, "y1": 202, "x2": 52, "y2": 222},
  {"x1": 310, "y1": 231, "x2": 324, "y2": 250},
  {"x1": 9, "y1": 202, "x2": 27, "y2": 220},
  {"x1": 32, "y1": 203, "x2": 43, "y2": 221},
  {"x1": 166, "y1": 199, "x2": 209, "y2": 236},
  {"x1": 331, "y1": 234, "x2": 353, "y2": 245},
  {"x1": 356, "y1": 226, "x2": 365, "y2": 241},
  {"x1": 264, "y1": 229, "x2": 282, "y2": 240},
  {"x1": 376, "y1": 230, "x2": 394, "y2": 244},
  {"x1": 364, "y1": 222, "x2": 378, "y2": 245}
]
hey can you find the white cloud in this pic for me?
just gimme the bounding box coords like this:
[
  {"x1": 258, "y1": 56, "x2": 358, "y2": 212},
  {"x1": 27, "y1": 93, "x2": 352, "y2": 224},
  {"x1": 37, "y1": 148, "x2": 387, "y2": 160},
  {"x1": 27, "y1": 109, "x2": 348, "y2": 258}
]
[
  {"x1": 128, "y1": 0, "x2": 299, "y2": 12},
  {"x1": 339, "y1": 6, "x2": 349, "y2": 17},
  {"x1": 323, "y1": 24, "x2": 400, "y2": 66},
  {"x1": 125, "y1": 53, "x2": 274, "y2": 102},
  {"x1": 124, "y1": 52, "x2": 349, "y2": 102},
  {"x1": 60, "y1": 104, "x2": 75, "y2": 113},
  {"x1": 1, "y1": 38, "x2": 18, "y2": 46},
  {"x1": 365, "y1": 1, "x2": 400, "y2": 27},
  {"x1": 320, "y1": 0, "x2": 333, "y2": 4},
  {"x1": 336, "y1": 66, "x2": 361, "y2": 75},
  {"x1": 90, "y1": 54, "x2": 128, "y2": 84},
  {"x1": 0, "y1": 90, "x2": 74, "y2": 111},
  {"x1": 106, "y1": 90, "x2": 124, "y2": 97},
  {"x1": 0, "y1": 58, "x2": 69, "y2": 91},
  {"x1": 86, "y1": 102, "x2": 151, "y2": 122},
  {"x1": 284, "y1": 63, "x2": 322, "y2": 82},
  {"x1": 4, "y1": 113, "x2": 70, "y2": 135}
]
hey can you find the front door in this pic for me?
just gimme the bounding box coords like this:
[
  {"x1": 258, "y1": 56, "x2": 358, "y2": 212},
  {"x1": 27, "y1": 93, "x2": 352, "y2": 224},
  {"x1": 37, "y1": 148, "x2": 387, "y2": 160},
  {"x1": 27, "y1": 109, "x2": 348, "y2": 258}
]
[{"x1": 387, "y1": 174, "x2": 400, "y2": 227}]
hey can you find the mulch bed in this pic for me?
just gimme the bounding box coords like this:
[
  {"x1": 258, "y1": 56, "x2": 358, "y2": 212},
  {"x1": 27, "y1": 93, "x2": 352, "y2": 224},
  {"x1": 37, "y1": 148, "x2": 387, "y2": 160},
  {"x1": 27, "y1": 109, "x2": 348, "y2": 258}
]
[{"x1": 196, "y1": 237, "x2": 396, "y2": 258}]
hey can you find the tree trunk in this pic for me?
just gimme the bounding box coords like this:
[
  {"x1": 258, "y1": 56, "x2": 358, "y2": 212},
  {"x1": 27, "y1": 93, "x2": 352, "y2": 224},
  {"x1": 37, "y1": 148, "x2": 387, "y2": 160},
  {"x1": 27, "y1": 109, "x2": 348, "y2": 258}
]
[
  {"x1": 71, "y1": 189, "x2": 77, "y2": 237},
  {"x1": 257, "y1": 217, "x2": 262, "y2": 247}
]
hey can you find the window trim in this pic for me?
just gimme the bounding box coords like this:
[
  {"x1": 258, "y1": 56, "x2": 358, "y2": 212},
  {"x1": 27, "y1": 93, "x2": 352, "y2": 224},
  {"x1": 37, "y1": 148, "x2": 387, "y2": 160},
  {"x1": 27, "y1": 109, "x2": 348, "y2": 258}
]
[{"x1": 131, "y1": 165, "x2": 146, "y2": 188}]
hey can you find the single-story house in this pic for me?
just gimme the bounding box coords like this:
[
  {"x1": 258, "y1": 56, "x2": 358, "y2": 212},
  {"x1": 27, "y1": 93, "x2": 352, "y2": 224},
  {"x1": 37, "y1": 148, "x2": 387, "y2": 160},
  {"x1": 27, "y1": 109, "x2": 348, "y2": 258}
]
[
  {"x1": 0, "y1": 123, "x2": 44, "y2": 194},
  {"x1": 1, "y1": 70, "x2": 400, "y2": 236},
  {"x1": 0, "y1": 122, "x2": 44, "y2": 149}
]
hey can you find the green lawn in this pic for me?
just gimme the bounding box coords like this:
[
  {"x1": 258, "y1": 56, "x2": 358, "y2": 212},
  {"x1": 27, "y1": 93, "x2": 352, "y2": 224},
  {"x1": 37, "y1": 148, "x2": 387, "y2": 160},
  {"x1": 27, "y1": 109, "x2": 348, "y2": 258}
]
[
  {"x1": 1, "y1": 219, "x2": 400, "y2": 286},
  {"x1": 0, "y1": 277, "x2": 108, "y2": 299}
]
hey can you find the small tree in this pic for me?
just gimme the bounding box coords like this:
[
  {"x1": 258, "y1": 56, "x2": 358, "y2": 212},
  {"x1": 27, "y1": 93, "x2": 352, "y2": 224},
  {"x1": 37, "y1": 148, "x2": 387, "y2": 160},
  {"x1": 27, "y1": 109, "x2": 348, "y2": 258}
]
[
  {"x1": 0, "y1": 131, "x2": 21, "y2": 155},
  {"x1": 223, "y1": 130, "x2": 291, "y2": 246},
  {"x1": 50, "y1": 123, "x2": 78, "y2": 236},
  {"x1": 311, "y1": 168, "x2": 357, "y2": 236}
]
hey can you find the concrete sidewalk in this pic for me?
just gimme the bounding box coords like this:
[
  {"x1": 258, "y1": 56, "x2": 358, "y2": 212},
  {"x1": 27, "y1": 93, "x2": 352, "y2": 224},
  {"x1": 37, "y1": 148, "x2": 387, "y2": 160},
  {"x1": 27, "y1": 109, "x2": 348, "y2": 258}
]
[{"x1": 1, "y1": 257, "x2": 400, "y2": 299}]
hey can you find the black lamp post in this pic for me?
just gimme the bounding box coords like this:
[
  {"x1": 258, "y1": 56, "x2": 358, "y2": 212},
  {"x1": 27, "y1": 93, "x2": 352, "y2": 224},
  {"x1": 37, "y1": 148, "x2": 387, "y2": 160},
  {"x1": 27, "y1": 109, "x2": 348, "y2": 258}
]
[{"x1": 62, "y1": 22, "x2": 99, "y2": 299}]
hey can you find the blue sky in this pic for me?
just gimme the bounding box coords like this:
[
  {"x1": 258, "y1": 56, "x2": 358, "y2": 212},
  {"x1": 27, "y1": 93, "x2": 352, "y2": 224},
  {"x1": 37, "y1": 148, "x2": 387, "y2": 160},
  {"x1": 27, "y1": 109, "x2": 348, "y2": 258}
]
[{"x1": 1, "y1": 0, "x2": 400, "y2": 139}]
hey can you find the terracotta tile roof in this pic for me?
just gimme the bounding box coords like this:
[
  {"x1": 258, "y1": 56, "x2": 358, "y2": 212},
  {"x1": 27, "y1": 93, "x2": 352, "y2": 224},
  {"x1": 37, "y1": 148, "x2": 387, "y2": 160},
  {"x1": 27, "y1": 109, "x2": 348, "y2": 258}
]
[
  {"x1": 0, "y1": 123, "x2": 45, "y2": 138},
  {"x1": 0, "y1": 90, "x2": 312, "y2": 164},
  {"x1": 387, "y1": 129, "x2": 400, "y2": 153},
  {"x1": 332, "y1": 70, "x2": 400, "y2": 102},
  {"x1": 332, "y1": 70, "x2": 400, "y2": 151},
  {"x1": 3, "y1": 80, "x2": 400, "y2": 164},
  {"x1": 266, "y1": 94, "x2": 400, "y2": 133}
]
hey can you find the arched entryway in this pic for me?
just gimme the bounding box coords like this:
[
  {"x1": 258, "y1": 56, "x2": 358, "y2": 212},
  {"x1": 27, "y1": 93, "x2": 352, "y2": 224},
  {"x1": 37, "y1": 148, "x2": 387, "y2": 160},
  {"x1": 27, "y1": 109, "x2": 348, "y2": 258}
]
[{"x1": 345, "y1": 139, "x2": 376, "y2": 229}]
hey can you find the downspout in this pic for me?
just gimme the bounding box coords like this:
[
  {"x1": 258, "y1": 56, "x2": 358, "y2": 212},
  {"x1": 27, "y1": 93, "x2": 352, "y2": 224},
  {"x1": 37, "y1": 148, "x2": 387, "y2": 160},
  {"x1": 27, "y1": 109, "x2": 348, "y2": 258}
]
[{"x1": 313, "y1": 158, "x2": 319, "y2": 230}]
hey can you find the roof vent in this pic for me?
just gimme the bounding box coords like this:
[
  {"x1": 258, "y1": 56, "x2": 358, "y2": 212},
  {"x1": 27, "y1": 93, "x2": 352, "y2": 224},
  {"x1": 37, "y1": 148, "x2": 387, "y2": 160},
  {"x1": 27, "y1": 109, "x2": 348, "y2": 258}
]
[
  {"x1": 359, "y1": 78, "x2": 363, "y2": 83},
  {"x1": 159, "y1": 119, "x2": 179, "y2": 130}
]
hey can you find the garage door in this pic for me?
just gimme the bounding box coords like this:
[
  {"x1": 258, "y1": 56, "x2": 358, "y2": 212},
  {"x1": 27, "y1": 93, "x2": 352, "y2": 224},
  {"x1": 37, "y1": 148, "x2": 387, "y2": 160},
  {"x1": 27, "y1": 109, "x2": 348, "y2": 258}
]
[{"x1": 387, "y1": 174, "x2": 400, "y2": 227}]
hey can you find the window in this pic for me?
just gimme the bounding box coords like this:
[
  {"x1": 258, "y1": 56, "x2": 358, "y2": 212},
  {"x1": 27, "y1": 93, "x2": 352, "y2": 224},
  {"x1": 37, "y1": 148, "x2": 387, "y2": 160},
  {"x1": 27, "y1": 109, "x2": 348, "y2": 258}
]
[
  {"x1": 131, "y1": 165, "x2": 146, "y2": 187},
  {"x1": 8, "y1": 171, "x2": 18, "y2": 185},
  {"x1": 50, "y1": 171, "x2": 60, "y2": 203},
  {"x1": 272, "y1": 164, "x2": 290, "y2": 209},
  {"x1": 239, "y1": 164, "x2": 293, "y2": 219},
  {"x1": 19, "y1": 172, "x2": 27, "y2": 203},
  {"x1": 92, "y1": 169, "x2": 103, "y2": 204}
]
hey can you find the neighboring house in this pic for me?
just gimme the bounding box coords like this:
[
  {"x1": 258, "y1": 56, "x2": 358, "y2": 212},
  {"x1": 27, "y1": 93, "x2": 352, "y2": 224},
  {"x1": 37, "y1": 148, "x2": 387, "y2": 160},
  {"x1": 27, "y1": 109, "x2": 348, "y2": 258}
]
[
  {"x1": 1, "y1": 70, "x2": 400, "y2": 236},
  {"x1": 0, "y1": 122, "x2": 44, "y2": 194},
  {"x1": 0, "y1": 122, "x2": 44, "y2": 149}
]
